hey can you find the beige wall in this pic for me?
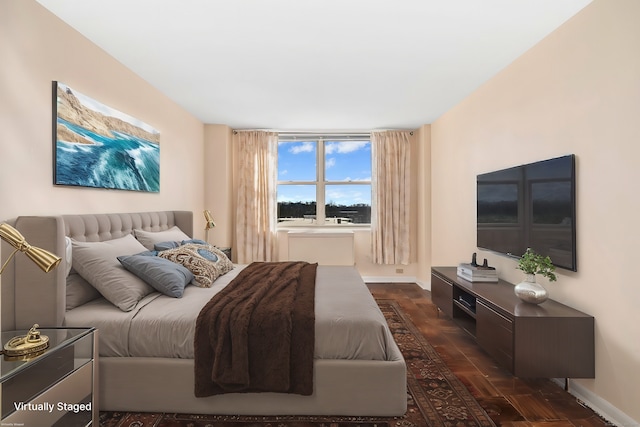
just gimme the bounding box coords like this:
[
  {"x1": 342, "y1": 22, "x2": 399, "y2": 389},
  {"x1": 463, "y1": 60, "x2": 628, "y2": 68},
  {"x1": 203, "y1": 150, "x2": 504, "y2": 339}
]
[
  {"x1": 416, "y1": 125, "x2": 432, "y2": 284},
  {"x1": 430, "y1": 0, "x2": 640, "y2": 423},
  {"x1": 203, "y1": 125, "x2": 234, "y2": 249},
  {"x1": 0, "y1": 0, "x2": 205, "y2": 228}
]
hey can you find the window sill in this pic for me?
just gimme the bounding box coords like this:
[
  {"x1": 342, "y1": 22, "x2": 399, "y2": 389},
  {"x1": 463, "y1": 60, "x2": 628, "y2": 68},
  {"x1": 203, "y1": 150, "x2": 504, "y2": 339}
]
[{"x1": 277, "y1": 225, "x2": 370, "y2": 232}]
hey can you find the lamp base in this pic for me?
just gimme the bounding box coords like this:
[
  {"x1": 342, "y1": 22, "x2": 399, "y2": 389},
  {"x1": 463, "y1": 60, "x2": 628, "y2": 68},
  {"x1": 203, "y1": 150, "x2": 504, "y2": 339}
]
[{"x1": 3, "y1": 324, "x2": 50, "y2": 360}]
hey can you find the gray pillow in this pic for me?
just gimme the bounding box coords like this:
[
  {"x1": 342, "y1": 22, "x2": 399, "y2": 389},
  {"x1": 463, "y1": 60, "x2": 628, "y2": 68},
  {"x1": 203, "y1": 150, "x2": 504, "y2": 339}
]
[
  {"x1": 66, "y1": 273, "x2": 101, "y2": 311},
  {"x1": 117, "y1": 253, "x2": 194, "y2": 298},
  {"x1": 71, "y1": 234, "x2": 155, "y2": 312},
  {"x1": 134, "y1": 226, "x2": 190, "y2": 250}
]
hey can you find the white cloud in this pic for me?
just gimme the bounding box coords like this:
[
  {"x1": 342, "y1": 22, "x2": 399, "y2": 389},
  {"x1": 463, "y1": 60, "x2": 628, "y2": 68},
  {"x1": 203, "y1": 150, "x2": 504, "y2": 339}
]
[
  {"x1": 289, "y1": 141, "x2": 315, "y2": 154},
  {"x1": 326, "y1": 158, "x2": 336, "y2": 169},
  {"x1": 338, "y1": 176, "x2": 370, "y2": 182},
  {"x1": 325, "y1": 188, "x2": 370, "y2": 204},
  {"x1": 280, "y1": 169, "x2": 288, "y2": 176},
  {"x1": 325, "y1": 141, "x2": 369, "y2": 155},
  {"x1": 325, "y1": 189, "x2": 349, "y2": 201}
]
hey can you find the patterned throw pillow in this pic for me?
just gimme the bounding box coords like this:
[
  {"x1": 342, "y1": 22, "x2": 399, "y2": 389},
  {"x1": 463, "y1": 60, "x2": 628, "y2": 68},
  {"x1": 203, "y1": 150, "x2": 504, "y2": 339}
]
[{"x1": 158, "y1": 243, "x2": 233, "y2": 287}]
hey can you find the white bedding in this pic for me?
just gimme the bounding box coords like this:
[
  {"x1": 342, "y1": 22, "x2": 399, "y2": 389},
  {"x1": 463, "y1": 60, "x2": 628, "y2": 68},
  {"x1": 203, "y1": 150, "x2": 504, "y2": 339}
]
[{"x1": 64, "y1": 264, "x2": 394, "y2": 361}]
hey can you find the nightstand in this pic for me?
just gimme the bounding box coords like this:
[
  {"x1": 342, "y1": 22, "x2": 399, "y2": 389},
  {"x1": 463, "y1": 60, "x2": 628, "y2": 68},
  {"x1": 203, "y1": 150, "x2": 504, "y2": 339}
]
[
  {"x1": 1, "y1": 327, "x2": 98, "y2": 426},
  {"x1": 216, "y1": 246, "x2": 232, "y2": 260}
]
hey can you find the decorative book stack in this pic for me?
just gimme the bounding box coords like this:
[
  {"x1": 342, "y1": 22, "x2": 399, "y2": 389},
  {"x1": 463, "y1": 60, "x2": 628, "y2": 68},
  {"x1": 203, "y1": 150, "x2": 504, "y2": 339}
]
[{"x1": 456, "y1": 263, "x2": 498, "y2": 282}]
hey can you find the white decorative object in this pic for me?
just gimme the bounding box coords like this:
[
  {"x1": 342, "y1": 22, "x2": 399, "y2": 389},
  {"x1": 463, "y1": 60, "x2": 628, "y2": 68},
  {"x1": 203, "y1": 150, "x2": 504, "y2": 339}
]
[{"x1": 514, "y1": 273, "x2": 549, "y2": 304}]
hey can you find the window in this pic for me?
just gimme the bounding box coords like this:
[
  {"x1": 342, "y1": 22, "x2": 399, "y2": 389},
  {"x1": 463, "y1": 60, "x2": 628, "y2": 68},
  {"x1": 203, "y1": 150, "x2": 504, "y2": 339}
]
[{"x1": 277, "y1": 137, "x2": 371, "y2": 226}]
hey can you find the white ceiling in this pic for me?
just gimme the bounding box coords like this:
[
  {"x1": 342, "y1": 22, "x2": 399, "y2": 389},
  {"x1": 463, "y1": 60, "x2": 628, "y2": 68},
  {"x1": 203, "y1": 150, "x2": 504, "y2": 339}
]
[{"x1": 36, "y1": 0, "x2": 592, "y2": 131}]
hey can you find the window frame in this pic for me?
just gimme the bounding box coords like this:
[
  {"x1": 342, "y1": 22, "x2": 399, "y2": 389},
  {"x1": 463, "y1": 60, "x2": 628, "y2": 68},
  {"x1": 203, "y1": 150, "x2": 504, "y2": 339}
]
[{"x1": 277, "y1": 137, "x2": 372, "y2": 228}]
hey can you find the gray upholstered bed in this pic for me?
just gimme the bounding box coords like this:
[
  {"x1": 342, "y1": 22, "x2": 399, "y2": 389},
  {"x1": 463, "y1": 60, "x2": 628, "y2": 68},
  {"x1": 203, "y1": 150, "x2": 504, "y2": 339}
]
[{"x1": 1, "y1": 211, "x2": 406, "y2": 416}]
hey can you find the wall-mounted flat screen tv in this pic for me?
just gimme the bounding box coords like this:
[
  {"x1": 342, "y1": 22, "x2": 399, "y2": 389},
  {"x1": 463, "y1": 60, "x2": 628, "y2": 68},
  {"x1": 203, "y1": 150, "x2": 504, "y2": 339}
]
[{"x1": 477, "y1": 154, "x2": 576, "y2": 271}]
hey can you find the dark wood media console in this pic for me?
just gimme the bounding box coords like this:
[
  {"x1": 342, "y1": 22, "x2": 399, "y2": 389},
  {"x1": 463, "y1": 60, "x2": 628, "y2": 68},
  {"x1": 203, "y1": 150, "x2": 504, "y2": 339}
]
[{"x1": 431, "y1": 267, "x2": 594, "y2": 379}]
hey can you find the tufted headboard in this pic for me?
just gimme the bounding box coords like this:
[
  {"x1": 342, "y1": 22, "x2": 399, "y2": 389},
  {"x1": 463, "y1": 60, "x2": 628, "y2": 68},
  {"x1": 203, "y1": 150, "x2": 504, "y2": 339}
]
[{"x1": 1, "y1": 211, "x2": 193, "y2": 331}]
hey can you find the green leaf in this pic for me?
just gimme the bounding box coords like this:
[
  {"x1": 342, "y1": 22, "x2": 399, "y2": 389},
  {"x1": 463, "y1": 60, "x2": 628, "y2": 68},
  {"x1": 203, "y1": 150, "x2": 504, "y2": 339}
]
[{"x1": 517, "y1": 248, "x2": 557, "y2": 282}]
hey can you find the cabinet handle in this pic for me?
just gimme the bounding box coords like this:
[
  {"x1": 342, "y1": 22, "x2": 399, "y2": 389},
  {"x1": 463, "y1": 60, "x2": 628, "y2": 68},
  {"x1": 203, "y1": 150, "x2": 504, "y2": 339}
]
[{"x1": 477, "y1": 300, "x2": 511, "y2": 324}]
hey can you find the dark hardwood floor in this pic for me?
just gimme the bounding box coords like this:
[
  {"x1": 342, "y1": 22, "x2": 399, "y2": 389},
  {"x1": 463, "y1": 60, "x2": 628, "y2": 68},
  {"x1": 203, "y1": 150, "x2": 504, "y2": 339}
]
[{"x1": 367, "y1": 282, "x2": 614, "y2": 427}]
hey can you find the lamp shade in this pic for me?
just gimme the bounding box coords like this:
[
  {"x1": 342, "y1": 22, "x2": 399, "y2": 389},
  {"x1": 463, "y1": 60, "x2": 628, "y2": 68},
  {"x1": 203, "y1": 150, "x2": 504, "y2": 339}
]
[
  {"x1": 203, "y1": 210, "x2": 216, "y2": 230},
  {"x1": 0, "y1": 223, "x2": 61, "y2": 273}
]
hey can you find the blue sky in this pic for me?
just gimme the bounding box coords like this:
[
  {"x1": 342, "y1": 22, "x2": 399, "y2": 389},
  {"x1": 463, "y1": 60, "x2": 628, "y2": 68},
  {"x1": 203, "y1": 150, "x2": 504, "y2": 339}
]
[{"x1": 277, "y1": 140, "x2": 371, "y2": 206}]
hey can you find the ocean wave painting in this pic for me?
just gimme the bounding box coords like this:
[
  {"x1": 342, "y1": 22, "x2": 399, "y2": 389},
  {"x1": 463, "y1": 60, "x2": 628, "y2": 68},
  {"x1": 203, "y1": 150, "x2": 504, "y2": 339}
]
[{"x1": 53, "y1": 82, "x2": 160, "y2": 192}]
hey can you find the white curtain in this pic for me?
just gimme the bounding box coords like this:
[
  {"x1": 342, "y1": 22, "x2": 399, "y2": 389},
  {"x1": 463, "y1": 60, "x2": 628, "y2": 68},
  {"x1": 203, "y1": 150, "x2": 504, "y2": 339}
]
[
  {"x1": 371, "y1": 130, "x2": 411, "y2": 265},
  {"x1": 233, "y1": 131, "x2": 278, "y2": 263}
]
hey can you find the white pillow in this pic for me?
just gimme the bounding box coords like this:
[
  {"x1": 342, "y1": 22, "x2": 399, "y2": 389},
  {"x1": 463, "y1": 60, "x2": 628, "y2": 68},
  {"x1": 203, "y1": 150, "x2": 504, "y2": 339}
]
[
  {"x1": 64, "y1": 236, "x2": 73, "y2": 276},
  {"x1": 71, "y1": 234, "x2": 155, "y2": 312},
  {"x1": 133, "y1": 226, "x2": 190, "y2": 250}
]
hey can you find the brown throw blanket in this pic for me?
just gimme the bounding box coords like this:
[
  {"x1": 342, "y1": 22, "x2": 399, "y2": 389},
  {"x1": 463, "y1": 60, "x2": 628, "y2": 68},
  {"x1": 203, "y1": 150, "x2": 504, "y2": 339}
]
[{"x1": 194, "y1": 261, "x2": 317, "y2": 397}]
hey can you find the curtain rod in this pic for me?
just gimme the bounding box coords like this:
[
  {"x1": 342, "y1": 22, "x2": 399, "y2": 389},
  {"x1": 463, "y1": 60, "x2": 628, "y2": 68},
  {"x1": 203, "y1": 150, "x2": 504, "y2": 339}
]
[{"x1": 232, "y1": 130, "x2": 414, "y2": 136}]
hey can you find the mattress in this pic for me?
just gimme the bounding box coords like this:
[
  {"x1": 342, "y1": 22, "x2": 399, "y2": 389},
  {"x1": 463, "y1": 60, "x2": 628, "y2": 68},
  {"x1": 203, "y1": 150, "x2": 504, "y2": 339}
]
[{"x1": 64, "y1": 264, "x2": 394, "y2": 361}]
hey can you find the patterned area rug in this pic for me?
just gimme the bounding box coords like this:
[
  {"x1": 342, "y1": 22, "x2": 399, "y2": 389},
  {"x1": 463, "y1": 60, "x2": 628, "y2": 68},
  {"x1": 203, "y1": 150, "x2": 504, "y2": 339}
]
[{"x1": 99, "y1": 300, "x2": 495, "y2": 427}]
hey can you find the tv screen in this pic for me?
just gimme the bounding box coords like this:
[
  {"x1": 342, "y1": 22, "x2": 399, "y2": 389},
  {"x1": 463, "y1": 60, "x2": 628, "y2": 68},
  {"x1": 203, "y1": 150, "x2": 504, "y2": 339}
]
[{"x1": 477, "y1": 155, "x2": 576, "y2": 271}]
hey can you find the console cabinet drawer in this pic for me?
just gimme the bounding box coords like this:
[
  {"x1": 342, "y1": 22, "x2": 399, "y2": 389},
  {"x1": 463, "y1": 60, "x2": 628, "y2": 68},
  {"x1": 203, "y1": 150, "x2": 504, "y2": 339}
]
[
  {"x1": 476, "y1": 300, "x2": 514, "y2": 372},
  {"x1": 431, "y1": 273, "x2": 453, "y2": 318}
]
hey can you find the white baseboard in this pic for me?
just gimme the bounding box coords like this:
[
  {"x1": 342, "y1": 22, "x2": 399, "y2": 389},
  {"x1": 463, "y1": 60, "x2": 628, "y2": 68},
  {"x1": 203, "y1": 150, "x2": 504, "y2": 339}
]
[
  {"x1": 551, "y1": 378, "x2": 638, "y2": 427},
  {"x1": 362, "y1": 276, "x2": 417, "y2": 284},
  {"x1": 416, "y1": 279, "x2": 429, "y2": 290},
  {"x1": 362, "y1": 276, "x2": 430, "y2": 290}
]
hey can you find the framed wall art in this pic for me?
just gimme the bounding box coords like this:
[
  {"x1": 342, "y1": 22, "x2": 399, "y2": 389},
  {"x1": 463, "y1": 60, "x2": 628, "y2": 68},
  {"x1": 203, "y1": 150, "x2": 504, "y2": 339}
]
[{"x1": 52, "y1": 81, "x2": 160, "y2": 192}]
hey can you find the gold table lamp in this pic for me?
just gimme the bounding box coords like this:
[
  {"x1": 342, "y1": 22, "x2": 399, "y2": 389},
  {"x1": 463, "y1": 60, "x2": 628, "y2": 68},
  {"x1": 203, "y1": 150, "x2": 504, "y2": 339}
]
[
  {"x1": 0, "y1": 223, "x2": 61, "y2": 274},
  {"x1": 203, "y1": 210, "x2": 216, "y2": 243},
  {"x1": 0, "y1": 222, "x2": 62, "y2": 359}
]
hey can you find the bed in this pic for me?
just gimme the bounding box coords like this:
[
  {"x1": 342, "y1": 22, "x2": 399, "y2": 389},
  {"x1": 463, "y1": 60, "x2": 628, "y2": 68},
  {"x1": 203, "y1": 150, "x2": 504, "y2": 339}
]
[{"x1": 1, "y1": 211, "x2": 406, "y2": 416}]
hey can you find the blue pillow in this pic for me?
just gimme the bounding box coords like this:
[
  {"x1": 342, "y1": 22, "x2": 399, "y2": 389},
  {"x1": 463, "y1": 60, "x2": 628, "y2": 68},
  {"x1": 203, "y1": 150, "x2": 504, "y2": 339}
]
[
  {"x1": 137, "y1": 250, "x2": 159, "y2": 256},
  {"x1": 154, "y1": 239, "x2": 208, "y2": 252},
  {"x1": 154, "y1": 241, "x2": 181, "y2": 251},
  {"x1": 117, "y1": 254, "x2": 194, "y2": 298}
]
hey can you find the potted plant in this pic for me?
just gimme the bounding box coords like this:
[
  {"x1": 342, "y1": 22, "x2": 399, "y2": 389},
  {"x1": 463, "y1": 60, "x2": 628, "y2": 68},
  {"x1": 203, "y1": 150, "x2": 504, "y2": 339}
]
[{"x1": 514, "y1": 248, "x2": 556, "y2": 304}]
